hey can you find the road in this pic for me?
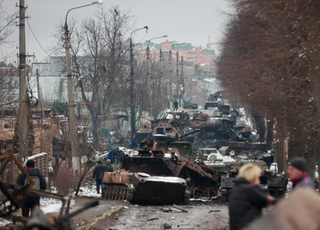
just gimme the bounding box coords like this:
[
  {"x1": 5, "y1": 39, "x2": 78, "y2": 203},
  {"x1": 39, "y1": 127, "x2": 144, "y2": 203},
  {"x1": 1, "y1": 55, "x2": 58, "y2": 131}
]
[{"x1": 68, "y1": 197, "x2": 229, "y2": 230}]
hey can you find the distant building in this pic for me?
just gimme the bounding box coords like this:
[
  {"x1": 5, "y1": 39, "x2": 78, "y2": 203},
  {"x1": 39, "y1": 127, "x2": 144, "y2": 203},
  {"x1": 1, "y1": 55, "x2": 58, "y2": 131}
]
[
  {"x1": 30, "y1": 56, "x2": 66, "y2": 103},
  {"x1": 136, "y1": 40, "x2": 215, "y2": 68}
]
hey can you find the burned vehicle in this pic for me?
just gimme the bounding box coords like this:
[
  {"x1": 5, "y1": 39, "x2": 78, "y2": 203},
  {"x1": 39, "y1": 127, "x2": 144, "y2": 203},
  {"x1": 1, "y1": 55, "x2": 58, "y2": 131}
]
[
  {"x1": 196, "y1": 147, "x2": 287, "y2": 201},
  {"x1": 121, "y1": 134, "x2": 219, "y2": 199},
  {"x1": 101, "y1": 170, "x2": 188, "y2": 204},
  {"x1": 134, "y1": 123, "x2": 153, "y2": 145},
  {"x1": 220, "y1": 169, "x2": 288, "y2": 201}
]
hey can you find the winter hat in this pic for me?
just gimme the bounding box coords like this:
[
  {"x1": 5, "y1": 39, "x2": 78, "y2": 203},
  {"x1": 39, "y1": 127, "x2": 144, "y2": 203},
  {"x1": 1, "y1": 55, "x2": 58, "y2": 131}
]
[
  {"x1": 26, "y1": 160, "x2": 35, "y2": 168},
  {"x1": 288, "y1": 157, "x2": 306, "y2": 172}
]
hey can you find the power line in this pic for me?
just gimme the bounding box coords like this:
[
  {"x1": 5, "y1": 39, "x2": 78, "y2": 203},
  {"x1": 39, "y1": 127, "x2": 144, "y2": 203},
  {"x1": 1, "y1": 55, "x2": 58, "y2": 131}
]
[{"x1": 25, "y1": 18, "x2": 50, "y2": 57}]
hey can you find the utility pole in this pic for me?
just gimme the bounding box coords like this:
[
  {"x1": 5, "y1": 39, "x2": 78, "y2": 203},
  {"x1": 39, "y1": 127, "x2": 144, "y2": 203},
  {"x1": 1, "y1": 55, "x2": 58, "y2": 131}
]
[
  {"x1": 64, "y1": 1, "x2": 103, "y2": 172},
  {"x1": 36, "y1": 69, "x2": 44, "y2": 117},
  {"x1": 180, "y1": 56, "x2": 184, "y2": 106},
  {"x1": 146, "y1": 45, "x2": 150, "y2": 89},
  {"x1": 176, "y1": 52, "x2": 179, "y2": 108},
  {"x1": 64, "y1": 21, "x2": 79, "y2": 172},
  {"x1": 17, "y1": 0, "x2": 29, "y2": 161},
  {"x1": 130, "y1": 26, "x2": 148, "y2": 139},
  {"x1": 169, "y1": 50, "x2": 172, "y2": 109},
  {"x1": 159, "y1": 48, "x2": 163, "y2": 98},
  {"x1": 36, "y1": 69, "x2": 44, "y2": 153},
  {"x1": 146, "y1": 45, "x2": 152, "y2": 117},
  {"x1": 146, "y1": 35, "x2": 166, "y2": 117},
  {"x1": 130, "y1": 38, "x2": 135, "y2": 138},
  {"x1": 189, "y1": 72, "x2": 192, "y2": 102}
]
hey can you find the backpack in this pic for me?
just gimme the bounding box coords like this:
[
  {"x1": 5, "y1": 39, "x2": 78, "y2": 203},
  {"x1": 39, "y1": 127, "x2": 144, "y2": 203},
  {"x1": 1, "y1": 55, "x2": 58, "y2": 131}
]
[{"x1": 24, "y1": 176, "x2": 40, "y2": 190}]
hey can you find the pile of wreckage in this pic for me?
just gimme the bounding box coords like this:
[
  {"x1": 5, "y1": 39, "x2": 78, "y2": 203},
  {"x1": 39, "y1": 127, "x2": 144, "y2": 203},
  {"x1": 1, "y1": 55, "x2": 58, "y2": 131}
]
[{"x1": 99, "y1": 99, "x2": 288, "y2": 204}]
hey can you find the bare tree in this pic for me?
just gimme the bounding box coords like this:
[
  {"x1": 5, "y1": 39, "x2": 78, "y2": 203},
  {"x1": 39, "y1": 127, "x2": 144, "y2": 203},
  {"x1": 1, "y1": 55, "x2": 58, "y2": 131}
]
[
  {"x1": 217, "y1": 0, "x2": 320, "y2": 180},
  {"x1": 0, "y1": 0, "x2": 14, "y2": 48},
  {"x1": 66, "y1": 6, "x2": 133, "y2": 149}
]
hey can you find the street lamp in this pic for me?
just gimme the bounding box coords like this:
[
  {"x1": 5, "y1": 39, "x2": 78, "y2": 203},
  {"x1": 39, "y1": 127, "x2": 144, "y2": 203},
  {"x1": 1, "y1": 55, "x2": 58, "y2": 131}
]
[
  {"x1": 130, "y1": 26, "x2": 148, "y2": 139},
  {"x1": 159, "y1": 41, "x2": 169, "y2": 98},
  {"x1": 64, "y1": 1, "x2": 103, "y2": 172},
  {"x1": 146, "y1": 35, "x2": 167, "y2": 89},
  {"x1": 145, "y1": 35, "x2": 167, "y2": 118}
]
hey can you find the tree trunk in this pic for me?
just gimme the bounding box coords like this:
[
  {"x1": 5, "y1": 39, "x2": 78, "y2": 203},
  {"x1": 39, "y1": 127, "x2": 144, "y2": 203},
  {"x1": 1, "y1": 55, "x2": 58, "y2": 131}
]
[
  {"x1": 252, "y1": 112, "x2": 265, "y2": 143},
  {"x1": 266, "y1": 119, "x2": 274, "y2": 150},
  {"x1": 275, "y1": 138, "x2": 284, "y2": 174}
]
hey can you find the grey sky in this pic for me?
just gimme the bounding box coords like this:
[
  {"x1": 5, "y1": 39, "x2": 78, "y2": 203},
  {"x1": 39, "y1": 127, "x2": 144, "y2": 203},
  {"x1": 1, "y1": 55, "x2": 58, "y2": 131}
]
[{"x1": 2, "y1": 0, "x2": 233, "y2": 63}]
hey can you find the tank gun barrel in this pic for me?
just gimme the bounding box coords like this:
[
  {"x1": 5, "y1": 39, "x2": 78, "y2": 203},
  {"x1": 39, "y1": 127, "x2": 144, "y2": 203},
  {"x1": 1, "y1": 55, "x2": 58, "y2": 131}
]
[{"x1": 164, "y1": 129, "x2": 200, "y2": 143}]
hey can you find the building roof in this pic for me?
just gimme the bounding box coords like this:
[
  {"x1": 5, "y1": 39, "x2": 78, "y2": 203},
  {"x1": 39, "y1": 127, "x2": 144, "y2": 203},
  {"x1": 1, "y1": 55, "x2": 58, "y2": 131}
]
[
  {"x1": 202, "y1": 49, "x2": 216, "y2": 56},
  {"x1": 135, "y1": 42, "x2": 195, "y2": 51},
  {"x1": 172, "y1": 43, "x2": 194, "y2": 51}
]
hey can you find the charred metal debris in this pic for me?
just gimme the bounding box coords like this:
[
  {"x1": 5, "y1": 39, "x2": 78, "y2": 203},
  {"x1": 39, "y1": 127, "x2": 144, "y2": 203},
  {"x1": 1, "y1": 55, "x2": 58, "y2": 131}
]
[
  {"x1": 0, "y1": 153, "x2": 98, "y2": 230},
  {"x1": 100, "y1": 100, "x2": 287, "y2": 204}
]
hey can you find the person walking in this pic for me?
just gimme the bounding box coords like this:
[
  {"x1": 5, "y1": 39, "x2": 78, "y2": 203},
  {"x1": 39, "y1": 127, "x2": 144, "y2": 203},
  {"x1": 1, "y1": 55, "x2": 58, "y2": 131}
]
[
  {"x1": 92, "y1": 161, "x2": 103, "y2": 194},
  {"x1": 17, "y1": 160, "x2": 47, "y2": 217},
  {"x1": 173, "y1": 100, "x2": 179, "y2": 111},
  {"x1": 229, "y1": 163, "x2": 274, "y2": 230},
  {"x1": 100, "y1": 159, "x2": 114, "y2": 173},
  {"x1": 111, "y1": 147, "x2": 120, "y2": 164},
  {"x1": 287, "y1": 157, "x2": 314, "y2": 190}
]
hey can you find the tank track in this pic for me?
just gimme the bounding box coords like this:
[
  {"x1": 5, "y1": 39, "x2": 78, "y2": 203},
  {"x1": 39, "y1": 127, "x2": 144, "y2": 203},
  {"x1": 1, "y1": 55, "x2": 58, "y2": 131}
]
[{"x1": 101, "y1": 186, "x2": 133, "y2": 201}]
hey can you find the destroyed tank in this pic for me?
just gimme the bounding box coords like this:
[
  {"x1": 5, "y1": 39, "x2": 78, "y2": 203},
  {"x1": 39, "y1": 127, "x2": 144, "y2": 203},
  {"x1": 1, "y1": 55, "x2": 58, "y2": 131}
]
[
  {"x1": 101, "y1": 170, "x2": 188, "y2": 204},
  {"x1": 134, "y1": 123, "x2": 153, "y2": 145},
  {"x1": 121, "y1": 132, "x2": 220, "y2": 198},
  {"x1": 219, "y1": 163, "x2": 288, "y2": 201}
]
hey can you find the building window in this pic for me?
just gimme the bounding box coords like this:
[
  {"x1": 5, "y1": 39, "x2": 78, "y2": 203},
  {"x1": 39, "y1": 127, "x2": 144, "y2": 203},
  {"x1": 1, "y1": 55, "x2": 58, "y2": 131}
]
[{"x1": 163, "y1": 47, "x2": 169, "y2": 51}]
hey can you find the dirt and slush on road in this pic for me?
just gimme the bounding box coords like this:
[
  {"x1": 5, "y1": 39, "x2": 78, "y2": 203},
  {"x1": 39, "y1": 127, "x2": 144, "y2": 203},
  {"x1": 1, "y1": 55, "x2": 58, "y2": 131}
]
[{"x1": 64, "y1": 196, "x2": 229, "y2": 230}]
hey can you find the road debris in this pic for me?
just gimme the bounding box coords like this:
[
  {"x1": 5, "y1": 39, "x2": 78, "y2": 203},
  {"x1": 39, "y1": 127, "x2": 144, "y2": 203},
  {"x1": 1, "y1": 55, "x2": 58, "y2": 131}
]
[{"x1": 173, "y1": 204, "x2": 188, "y2": 213}]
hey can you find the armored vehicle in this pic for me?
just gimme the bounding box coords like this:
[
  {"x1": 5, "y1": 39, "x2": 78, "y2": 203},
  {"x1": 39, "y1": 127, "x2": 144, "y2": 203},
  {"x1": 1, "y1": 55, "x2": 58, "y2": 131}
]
[
  {"x1": 101, "y1": 170, "x2": 188, "y2": 204},
  {"x1": 183, "y1": 100, "x2": 198, "y2": 109},
  {"x1": 121, "y1": 134, "x2": 219, "y2": 198}
]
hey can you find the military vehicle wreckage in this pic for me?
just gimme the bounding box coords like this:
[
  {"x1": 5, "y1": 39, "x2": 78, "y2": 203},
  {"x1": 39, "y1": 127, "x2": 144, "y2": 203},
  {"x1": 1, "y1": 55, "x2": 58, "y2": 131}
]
[
  {"x1": 100, "y1": 131, "x2": 219, "y2": 203},
  {"x1": 0, "y1": 153, "x2": 98, "y2": 230},
  {"x1": 101, "y1": 170, "x2": 188, "y2": 204},
  {"x1": 101, "y1": 99, "x2": 287, "y2": 204}
]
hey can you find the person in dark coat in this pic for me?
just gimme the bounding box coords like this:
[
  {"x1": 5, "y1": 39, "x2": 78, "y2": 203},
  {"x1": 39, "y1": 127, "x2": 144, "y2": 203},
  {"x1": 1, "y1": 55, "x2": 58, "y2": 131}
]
[
  {"x1": 119, "y1": 150, "x2": 125, "y2": 161},
  {"x1": 111, "y1": 147, "x2": 119, "y2": 164},
  {"x1": 92, "y1": 161, "x2": 103, "y2": 194},
  {"x1": 287, "y1": 157, "x2": 314, "y2": 190},
  {"x1": 17, "y1": 160, "x2": 47, "y2": 217},
  {"x1": 229, "y1": 163, "x2": 274, "y2": 230},
  {"x1": 100, "y1": 159, "x2": 113, "y2": 174},
  {"x1": 173, "y1": 100, "x2": 179, "y2": 111}
]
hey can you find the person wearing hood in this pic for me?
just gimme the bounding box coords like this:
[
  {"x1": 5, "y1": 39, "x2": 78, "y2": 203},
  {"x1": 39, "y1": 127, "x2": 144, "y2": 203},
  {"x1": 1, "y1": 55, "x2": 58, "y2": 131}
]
[
  {"x1": 17, "y1": 160, "x2": 47, "y2": 217},
  {"x1": 287, "y1": 157, "x2": 314, "y2": 190},
  {"x1": 229, "y1": 163, "x2": 274, "y2": 230}
]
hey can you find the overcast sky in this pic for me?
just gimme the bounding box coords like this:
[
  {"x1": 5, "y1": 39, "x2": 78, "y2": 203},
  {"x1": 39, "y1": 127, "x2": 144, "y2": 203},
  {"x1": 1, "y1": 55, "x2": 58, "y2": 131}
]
[{"x1": 2, "y1": 0, "x2": 233, "y2": 63}]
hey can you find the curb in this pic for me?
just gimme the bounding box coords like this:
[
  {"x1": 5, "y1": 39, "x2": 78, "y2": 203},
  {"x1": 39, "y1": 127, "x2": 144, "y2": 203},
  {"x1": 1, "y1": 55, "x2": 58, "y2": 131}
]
[{"x1": 77, "y1": 205, "x2": 124, "y2": 230}]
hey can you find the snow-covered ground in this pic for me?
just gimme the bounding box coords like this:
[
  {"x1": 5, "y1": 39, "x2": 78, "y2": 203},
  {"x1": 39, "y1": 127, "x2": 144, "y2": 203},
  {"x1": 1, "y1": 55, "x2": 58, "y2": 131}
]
[
  {"x1": 76, "y1": 186, "x2": 101, "y2": 198},
  {"x1": 0, "y1": 218, "x2": 11, "y2": 227},
  {"x1": 40, "y1": 197, "x2": 64, "y2": 214}
]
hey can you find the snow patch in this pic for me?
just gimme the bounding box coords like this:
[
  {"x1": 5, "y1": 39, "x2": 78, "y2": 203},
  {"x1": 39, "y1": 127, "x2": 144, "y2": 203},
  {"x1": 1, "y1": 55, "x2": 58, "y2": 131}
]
[
  {"x1": 76, "y1": 186, "x2": 101, "y2": 198},
  {"x1": 40, "y1": 198, "x2": 64, "y2": 214}
]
